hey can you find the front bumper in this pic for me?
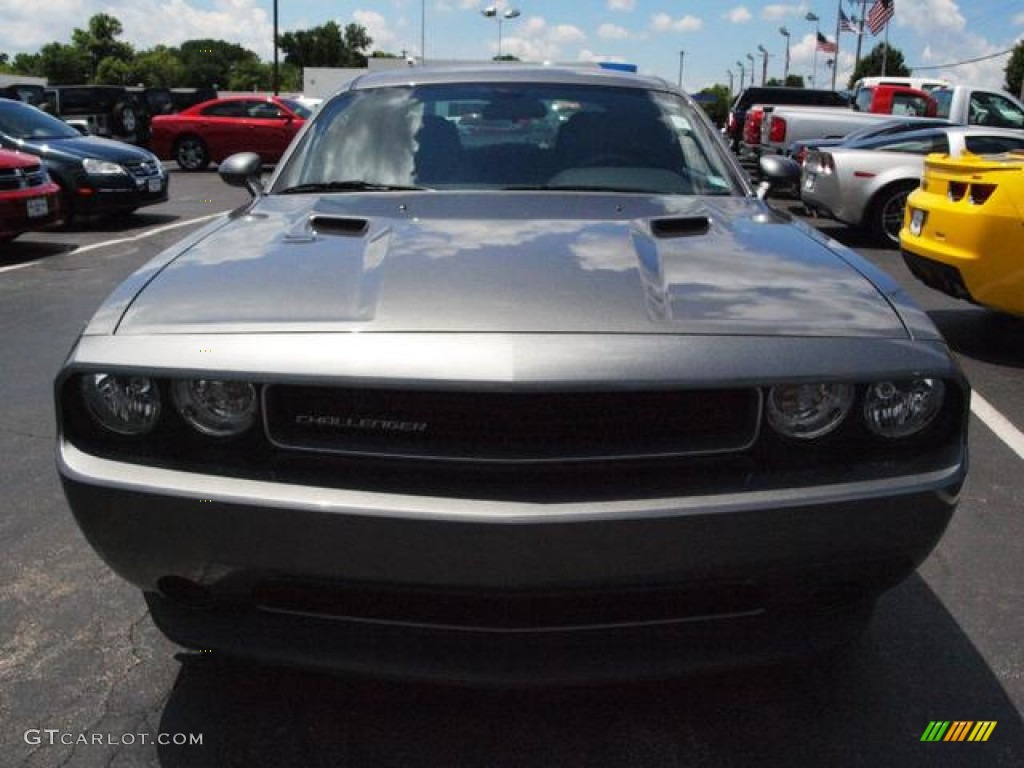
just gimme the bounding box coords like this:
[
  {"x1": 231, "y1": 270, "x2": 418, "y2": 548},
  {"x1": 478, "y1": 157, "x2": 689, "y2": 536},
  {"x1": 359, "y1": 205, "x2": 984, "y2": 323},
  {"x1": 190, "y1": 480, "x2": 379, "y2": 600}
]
[
  {"x1": 71, "y1": 174, "x2": 168, "y2": 215},
  {"x1": 60, "y1": 437, "x2": 962, "y2": 680}
]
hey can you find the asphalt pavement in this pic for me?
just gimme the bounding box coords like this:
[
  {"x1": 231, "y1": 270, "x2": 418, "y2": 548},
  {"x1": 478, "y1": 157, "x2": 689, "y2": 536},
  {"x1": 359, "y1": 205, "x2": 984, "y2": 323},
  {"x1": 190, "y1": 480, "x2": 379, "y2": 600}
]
[{"x1": 1, "y1": 171, "x2": 1021, "y2": 767}]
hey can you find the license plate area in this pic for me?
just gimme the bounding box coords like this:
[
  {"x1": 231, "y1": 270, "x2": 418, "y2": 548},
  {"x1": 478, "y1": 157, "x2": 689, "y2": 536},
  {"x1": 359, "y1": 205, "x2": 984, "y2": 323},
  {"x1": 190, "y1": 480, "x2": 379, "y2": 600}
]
[{"x1": 26, "y1": 197, "x2": 48, "y2": 218}]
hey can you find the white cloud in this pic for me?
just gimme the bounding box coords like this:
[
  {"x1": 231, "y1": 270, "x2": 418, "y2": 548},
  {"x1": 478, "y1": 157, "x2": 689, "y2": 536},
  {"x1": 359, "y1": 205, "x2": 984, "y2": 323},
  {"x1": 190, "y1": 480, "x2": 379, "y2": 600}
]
[
  {"x1": 894, "y1": 0, "x2": 964, "y2": 33},
  {"x1": 578, "y1": 50, "x2": 628, "y2": 64},
  {"x1": 353, "y1": 9, "x2": 397, "y2": 49},
  {"x1": 500, "y1": 17, "x2": 587, "y2": 61},
  {"x1": 651, "y1": 14, "x2": 702, "y2": 33},
  {"x1": 727, "y1": 7, "x2": 753, "y2": 24},
  {"x1": 762, "y1": 4, "x2": 807, "y2": 22},
  {"x1": 607, "y1": 0, "x2": 635, "y2": 11},
  {"x1": 597, "y1": 23, "x2": 630, "y2": 40},
  {"x1": 1014, "y1": 13, "x2": 1024, "y2": 26}
]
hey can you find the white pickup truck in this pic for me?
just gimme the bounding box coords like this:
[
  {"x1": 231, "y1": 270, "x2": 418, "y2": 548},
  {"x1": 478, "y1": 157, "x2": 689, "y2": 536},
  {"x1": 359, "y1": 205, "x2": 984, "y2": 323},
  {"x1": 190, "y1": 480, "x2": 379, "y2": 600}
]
[{"x1": 760, "y1": 85, "x2": 1024, "y2": 154}]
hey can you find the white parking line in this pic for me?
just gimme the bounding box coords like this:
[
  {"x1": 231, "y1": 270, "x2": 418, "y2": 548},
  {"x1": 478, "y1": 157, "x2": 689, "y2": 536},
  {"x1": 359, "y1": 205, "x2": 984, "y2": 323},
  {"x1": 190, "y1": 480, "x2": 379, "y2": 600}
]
[
  {"x1": 0, "y1": 212, "x2": 225, "y2": 275},
  {"x1": 971, "y1": 392, "x2": 1024, "y2": 461}
]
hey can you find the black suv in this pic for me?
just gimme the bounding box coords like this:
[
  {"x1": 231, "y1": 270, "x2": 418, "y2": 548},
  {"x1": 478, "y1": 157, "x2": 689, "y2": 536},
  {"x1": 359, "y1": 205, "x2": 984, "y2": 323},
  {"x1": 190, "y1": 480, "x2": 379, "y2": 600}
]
[
  {"x1": 726, "y1": 86, "x2": 849, "y2": 152},
  {"x1": 42, "y1": 85, "x2": 150, "y2": 145}
]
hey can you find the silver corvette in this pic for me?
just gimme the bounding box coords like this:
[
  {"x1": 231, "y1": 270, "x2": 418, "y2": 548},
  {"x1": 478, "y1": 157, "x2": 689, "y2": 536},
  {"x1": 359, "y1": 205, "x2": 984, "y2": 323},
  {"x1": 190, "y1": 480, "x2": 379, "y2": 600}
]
[
  {"x1": 57, "y1": 66, "x2": 968, "y2": 683},
  {"x1": 801, "y1": 124, "x2": 1024, "y2": 245}
]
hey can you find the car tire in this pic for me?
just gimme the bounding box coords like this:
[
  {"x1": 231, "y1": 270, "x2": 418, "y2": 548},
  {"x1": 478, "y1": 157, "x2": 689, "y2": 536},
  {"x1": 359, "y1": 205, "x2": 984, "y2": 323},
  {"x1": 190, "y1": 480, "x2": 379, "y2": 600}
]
[
  {"x1": 175, "y1": 135, "x2": 210, "y2": 171},
  {"x1": 869, "y1": 180, "x2": 919, "y2": 247},
  {"x1": 112, "y1": 101, "x2": 138, "y2": 135}
]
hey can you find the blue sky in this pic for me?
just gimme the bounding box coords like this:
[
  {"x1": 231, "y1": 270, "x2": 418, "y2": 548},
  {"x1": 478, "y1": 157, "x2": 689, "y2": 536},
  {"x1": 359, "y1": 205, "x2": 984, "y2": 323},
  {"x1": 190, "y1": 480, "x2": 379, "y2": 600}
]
[{"x1": 1, "y1": 0, "x2": 1021, "y2": 91}]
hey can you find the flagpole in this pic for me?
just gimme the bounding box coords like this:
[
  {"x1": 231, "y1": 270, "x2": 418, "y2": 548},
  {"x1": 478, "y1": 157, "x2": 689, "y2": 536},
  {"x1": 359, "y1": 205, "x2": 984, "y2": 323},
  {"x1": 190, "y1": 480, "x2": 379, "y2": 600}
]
[
  {"x1": 854, "y1": 0, "x2": 867, "y2": 70},
  {"x1": 832, "y1": 0, "x2": 843, "y2": 89},
  {"x1": 881, "y1": 13, "x2": 889, "y2": 75}
]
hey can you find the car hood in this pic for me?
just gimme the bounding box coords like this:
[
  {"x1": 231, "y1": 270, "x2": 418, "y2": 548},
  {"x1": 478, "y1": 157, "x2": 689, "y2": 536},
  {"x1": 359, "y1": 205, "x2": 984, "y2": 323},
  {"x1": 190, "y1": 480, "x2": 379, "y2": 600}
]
[
  {"x1": 117, "y1": 193, "x2": 906, "y2": 338},
  {"x1": 14, "y1": 135, "x2": 156, "y2": 164}
]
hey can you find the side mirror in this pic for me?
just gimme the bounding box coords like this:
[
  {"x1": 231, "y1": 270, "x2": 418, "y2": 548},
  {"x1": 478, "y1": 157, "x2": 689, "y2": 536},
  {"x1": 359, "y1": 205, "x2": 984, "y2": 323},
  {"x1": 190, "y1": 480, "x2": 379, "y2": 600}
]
[
  {"x1": 219, "y1": 152, "x2": 264, "y2": 198},
  {"x1": 756, "y1": 154, "x2": 802, "y2": 201}
]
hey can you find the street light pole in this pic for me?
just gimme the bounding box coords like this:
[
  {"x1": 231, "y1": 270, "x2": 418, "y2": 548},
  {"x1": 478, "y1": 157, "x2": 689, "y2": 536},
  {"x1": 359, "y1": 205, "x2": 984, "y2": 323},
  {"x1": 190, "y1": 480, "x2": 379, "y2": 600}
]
[
  {"x1": 746, "y1": 53, "x2": 755, "y2": 86},
  {"x1": 272, "y1": 0, "x2": 279, "y2": 95},
  {"x1": 482, "y1": 6, "x2": 521, "y2": 59},
  {"x1": 421, "y1": 0, "x2": 426, "y2": 63},
  {"x1": 726, "y1": 69, "x2": 734, "y2": 99},
  {"x1": 736, "y1": 61, "x2": 745, "y2": 91},
  {"x1": 779, "y1": 26, "x2": 790, "y2": 83},
  {"x1": 806, "y1": 12, "x2": 820, "y2": 89},
  {"x1": 678, "y1": 50, "x2": 685, "y2": 89},
  {"x1": 757, "y1": 45, "x2": 769, "y2": 85}
]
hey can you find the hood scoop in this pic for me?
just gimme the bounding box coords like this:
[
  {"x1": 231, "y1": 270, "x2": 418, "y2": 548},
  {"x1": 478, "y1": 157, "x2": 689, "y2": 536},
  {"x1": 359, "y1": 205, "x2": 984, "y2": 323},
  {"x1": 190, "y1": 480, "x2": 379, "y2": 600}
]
[
  {"x1": 650, "y1": 216, "x2": 710, "y2": 238},
  {"x1": 285, "y1": 214, "x2": 369, "y2": 242},
  {"x1": 309, "y1": 215, "x2": 369, "y2": 237}
]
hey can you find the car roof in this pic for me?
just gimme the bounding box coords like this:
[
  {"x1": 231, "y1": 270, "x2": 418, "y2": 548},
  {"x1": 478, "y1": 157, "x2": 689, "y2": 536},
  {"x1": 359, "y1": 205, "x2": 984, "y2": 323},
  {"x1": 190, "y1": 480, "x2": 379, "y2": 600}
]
[
  {"x1": 346, "y1": 64, "x2": 672, "y2": 93},
  {"x1": 846, "y1": 123, "x2": 1024, "y2": 149}
]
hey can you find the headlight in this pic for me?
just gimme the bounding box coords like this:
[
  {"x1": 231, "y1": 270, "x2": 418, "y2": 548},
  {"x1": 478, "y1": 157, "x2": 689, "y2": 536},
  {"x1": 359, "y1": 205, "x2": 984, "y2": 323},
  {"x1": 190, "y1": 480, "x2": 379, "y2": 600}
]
[
  {"x1": 863, "y1": 379, "x2": 945, "y2": 438},
  {"x1": 82, "y1": 158, "x2": 127, "y2": 175},
  {"x1": 172, "y1": 379, "x2": 258, "y2": 437},
  {"x1": 80, "y1": 374, "x2": 161, "y2": 435},
  {"x1": 766, "y1": 382, "x2": 855, "y2": 439}
]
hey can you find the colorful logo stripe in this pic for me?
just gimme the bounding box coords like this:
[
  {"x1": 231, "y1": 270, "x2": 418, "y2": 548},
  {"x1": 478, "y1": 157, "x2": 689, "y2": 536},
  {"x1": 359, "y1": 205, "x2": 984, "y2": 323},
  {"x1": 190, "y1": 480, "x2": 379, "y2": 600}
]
[{"x1": 921, "y1": 721, "x2": 996, "y2": 742}]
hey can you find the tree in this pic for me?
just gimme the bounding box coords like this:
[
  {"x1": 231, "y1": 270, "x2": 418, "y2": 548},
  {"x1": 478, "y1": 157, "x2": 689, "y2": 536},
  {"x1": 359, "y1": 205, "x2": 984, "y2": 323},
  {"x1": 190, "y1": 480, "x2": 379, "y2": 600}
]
[
  {"x1": 11, "y1": 53, "x2": 43, "y2": 77},
  {"x1": 94, "y1": 56, "x2": 133, "y2": 84},
  {"x1": 227, "y1": 57, "x2": 272, "y2": 91},
  {"x1": 132, "y1": 46, "x2": 186, "y2": 88},
  {"x1": 71, "y1": 13, "x2": 134, "y2": 80},
  {"x1": 179, "y1": 39, "x2": 260, "y2": 88},
  {"x1": 278, "y1": 21, "x2": 372, "y2": 68},
  {"x1": 847, "y1": 43, "x2": 910, "y2": 88},
  {"x1": 784, "y1": 74, "x2": 805, "y2": 88},
  {"x1": 37, "y1": 42, "x2": 91, "y2": 84},
  {"x1": 1005, "y1": 40, "x2": 1024, "y2": 99},
  {"x1": 697, "y1": 84, "x2": 732, "y2": 127}
]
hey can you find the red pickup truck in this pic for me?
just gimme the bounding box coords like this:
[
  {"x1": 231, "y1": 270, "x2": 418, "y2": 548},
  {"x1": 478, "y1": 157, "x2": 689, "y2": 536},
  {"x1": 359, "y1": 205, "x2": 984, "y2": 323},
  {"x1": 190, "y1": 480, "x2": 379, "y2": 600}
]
[{"x1": 853, "y1": 85, "x2": 937, "y2": 117}]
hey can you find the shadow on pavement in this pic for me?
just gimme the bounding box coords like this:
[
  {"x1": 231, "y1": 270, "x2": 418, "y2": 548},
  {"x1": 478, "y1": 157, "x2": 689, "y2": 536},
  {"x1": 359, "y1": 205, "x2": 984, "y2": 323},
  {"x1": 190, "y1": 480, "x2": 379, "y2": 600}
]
[
  {"x1": 930, "y1": 309, "x2": 1024, "y2": 370},
  {"x1": 154, "y1": 575, "x2": 1023, "y2": 768},
  {"x1": 0, "y1": 240, "x2": 75, "y2": 265}
]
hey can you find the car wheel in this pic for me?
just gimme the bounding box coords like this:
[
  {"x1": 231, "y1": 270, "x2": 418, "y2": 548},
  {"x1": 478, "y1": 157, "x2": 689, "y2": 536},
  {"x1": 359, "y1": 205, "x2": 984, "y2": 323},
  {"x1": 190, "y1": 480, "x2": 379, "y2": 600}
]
[
  {"x1": 112, "y1": 101, "x2": 137, "y2": 135},
  {"x1": 175, "y1": 136, "x2": 210, "y2": 171},
  {"x1": 870, "y1": 181, "x2": 918, "y2": 247}
]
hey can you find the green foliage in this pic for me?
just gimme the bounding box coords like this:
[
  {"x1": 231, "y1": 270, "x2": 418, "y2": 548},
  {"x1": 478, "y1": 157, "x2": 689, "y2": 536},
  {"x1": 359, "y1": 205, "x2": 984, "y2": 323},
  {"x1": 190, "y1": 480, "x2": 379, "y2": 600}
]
[
  {"x1": 227, "y1": 57, "x2": 272, "y2": 91},
  {"x1": 37, "y1": 42, "x2": 91, "y2": 84},
  {"x1": 71, "y1": 13, "x2": 134, "y2": 76},
  {"x1": 492, "y1": 54, "x2": 520, "y2": 62},
  {"x1": 847, "y1": 43, "x2": 910, "y2": 88},
  {"x1": 1005, "y1": 40, "x2": 1024, "y2": 98},
  {"x1": 94, "y1": 56, "x2": 133, "y2": 84},
  {"x1": 179, "y1": 39, "x2": 259, "y2": 88},
  {"x1": 132, "y1": 46, "x2": 186, "y2": 88},
  {"x1": 784, "y1": 74, "x2": 805, "y2": 88},
  {"x1": 698, "y1": 84, "x2": 731, "y2": 126},
  {"x1": 278, "y1": 21, "x2": 373, "y2": 68}
]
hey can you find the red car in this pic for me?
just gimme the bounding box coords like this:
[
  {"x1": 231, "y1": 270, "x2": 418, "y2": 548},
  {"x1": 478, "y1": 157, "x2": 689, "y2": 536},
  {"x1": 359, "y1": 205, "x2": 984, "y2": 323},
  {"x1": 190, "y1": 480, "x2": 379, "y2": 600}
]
[
  {"x1": 150, "y1": 96, "x2": 312, "y2": 171},
  {"x1": 0, "y1": 149, "x2": 62, "y2": 242}
]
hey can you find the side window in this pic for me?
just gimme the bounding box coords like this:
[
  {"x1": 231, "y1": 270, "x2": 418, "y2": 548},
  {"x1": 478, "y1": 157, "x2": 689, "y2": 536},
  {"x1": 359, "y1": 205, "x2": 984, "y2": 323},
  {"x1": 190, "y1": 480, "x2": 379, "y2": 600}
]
[
  {"x1": 964, "y1": 135, "x2": 1024, "y2": 154},
  {"x1": 977, "y1": 94, "x2": 1024, "y2": 129},
  {"x1": 854, "y1": 89, "x2": 873, "y2": 112},
  {"x1": 879, "y1": 135, "x2": 949, "y2": 155},
  {"x1": 247, "y1": 102, "x2": 286, "y2": 119},
  {"x1": 891, "y1": 94, "x2": 929, "y2": 116},
  {"x1": 201, "y1": 102, "x2": 245, "y2": 117}
]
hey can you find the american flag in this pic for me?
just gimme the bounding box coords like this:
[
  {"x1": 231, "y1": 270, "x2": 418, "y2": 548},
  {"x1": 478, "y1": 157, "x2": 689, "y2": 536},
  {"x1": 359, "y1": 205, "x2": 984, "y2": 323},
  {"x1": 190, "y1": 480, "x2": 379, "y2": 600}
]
[
  {"x1": 867, "y1": 0, "x2": 895, "y2": 36},
  {"x1": 816, "y1": 32, "x2": 837, "y2": 53},
  {"x1": 839, "y1": 10, "x2": 861, "y2": 34}
]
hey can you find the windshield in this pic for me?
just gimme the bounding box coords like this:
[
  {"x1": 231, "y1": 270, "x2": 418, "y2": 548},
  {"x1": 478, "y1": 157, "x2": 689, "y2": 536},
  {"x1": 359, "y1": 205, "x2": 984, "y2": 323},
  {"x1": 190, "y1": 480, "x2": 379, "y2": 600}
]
[
  {"x1": 274, "y1": 82, "x2": 739, "y2": 196},
  {"x1": 0, "y1": 100, "x2": 80, "y2": 140},
  {"x1": 280, "y1": 99, "x2": 313, "y2": 120}
]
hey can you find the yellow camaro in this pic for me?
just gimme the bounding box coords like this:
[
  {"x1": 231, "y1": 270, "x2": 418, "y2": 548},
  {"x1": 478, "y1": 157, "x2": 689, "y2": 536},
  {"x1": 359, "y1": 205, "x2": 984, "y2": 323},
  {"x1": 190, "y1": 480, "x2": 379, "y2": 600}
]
[{"x1": 901, "y1": 149, "x2": 1024, "y2": 316}]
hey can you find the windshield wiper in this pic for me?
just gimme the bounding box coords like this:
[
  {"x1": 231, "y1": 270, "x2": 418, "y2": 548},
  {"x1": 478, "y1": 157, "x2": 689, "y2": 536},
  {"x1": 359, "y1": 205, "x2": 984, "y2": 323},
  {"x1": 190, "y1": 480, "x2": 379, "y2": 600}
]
[{"x1": 278, "y1": 180, "x2": 430, "y2": 194}]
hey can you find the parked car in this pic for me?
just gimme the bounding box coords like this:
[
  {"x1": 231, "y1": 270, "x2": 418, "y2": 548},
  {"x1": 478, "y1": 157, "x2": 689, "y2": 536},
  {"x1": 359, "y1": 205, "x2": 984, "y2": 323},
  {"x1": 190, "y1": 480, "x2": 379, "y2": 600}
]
[
  {"x1": 763, "y1": 85, "x2": 1024, "y2": 156},
  {"x1": 150, "y1": 95, "x2": 312, "y2": 170},
  {"x1": 168, "y1": 87, "x2": 217, "y2": 113},
  {"x1": 57, "y1": 65, "x2": 968, "y2": 683},
  {"x1": 0, "y1": 83, "x2": 47, "y2": 107},
  {"x1": 901, "y1": 149, "x2": 1024, "y2": 317},
  {"x1": 42, "y1": 85, "x2": 150, "y2": 145},
  {"x1": 852, "y1": 85, "x2": 937, "y2": 117},
  {"x1": 801, "y1": 125, "x2": 1024, "y2": 244},
  {"x1": 0, "y1": 148, "x2": 62, "y2": 240},
  {"x1": 727, "y1": 86, "x2": 848, "y2": 152},
  {"x1": 0, "y1": 98, "x2": 168, "y2": 223},
  {"x1": 787, "y1": 117, "x2": 953, "y2": 166}
]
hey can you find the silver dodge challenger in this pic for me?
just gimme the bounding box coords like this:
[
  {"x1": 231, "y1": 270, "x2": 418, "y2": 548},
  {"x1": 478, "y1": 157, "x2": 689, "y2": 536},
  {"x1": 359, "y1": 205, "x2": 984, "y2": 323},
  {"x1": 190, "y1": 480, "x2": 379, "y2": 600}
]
[{"x1": 57, "y1": 66, "x2": 968, "y2": 683}]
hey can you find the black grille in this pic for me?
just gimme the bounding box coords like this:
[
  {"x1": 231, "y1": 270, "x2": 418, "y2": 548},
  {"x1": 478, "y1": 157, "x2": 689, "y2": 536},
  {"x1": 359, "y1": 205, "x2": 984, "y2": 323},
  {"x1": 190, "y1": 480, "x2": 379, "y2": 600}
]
[
  {"x1": 0, "y1": 165, "x2": 45, "y2": 191},
  {"x1": 124, "y1": 160, "x2": 162, "y2": 179},
  {"x1": 264, "y1": 386, "x2": 761, "y2": 463}
]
